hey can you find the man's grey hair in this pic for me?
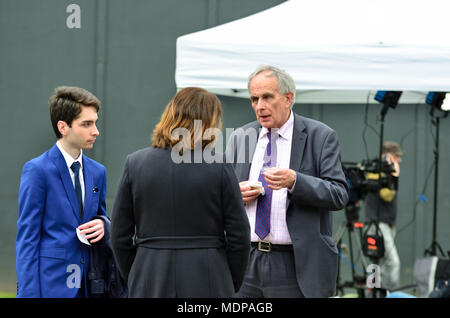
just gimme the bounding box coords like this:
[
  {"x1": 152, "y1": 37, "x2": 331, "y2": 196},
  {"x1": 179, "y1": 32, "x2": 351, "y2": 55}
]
[{"x1": 247, "y1": 65, "x2": 296, "y2": 108}]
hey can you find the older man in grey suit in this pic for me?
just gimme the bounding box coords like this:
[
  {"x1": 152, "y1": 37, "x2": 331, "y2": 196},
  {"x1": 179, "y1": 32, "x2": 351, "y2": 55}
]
[{"x1": 226, "y1": 65, "x2": 348, "y2": 298}]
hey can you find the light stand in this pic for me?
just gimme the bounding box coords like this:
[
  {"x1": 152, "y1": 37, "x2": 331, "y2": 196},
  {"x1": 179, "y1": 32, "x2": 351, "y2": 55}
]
[
  {"x1": 367, "y1": 91, "x2": 402, "y2": 297},
  {"x1": 424, "y1": 92, "x2": 448, "y2": 257}
]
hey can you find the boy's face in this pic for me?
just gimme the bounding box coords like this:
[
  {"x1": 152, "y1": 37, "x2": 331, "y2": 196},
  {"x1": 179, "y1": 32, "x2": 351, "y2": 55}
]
[{"x1": 59, "y1": 106, "x2": 99, "y2": 151}]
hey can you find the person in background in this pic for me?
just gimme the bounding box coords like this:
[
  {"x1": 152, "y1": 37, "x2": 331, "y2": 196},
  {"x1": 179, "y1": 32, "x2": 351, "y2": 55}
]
[{"x1": 364, "y1": 141, "x2": 405, "y2": 291}]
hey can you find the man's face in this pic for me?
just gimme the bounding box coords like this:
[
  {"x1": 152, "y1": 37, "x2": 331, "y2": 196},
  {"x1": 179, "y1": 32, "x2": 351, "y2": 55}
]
[
  {"x1": 249, "y1": 71, "x2": 293, "y2": 129},
  {"x1": 61, "y1": 106, "x2": 99, "y2": 151},
  {"x1": 385, "y1": 152, "x2": 402, "y2": 164},
  {"x1": 392, "y1": 154, "x2": 402, "y2": 164}
]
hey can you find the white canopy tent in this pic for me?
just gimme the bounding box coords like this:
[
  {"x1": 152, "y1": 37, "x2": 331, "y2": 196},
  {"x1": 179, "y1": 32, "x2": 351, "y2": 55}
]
[{"x1": 175, "y1": 0, "x2": 450, "y2": 104}]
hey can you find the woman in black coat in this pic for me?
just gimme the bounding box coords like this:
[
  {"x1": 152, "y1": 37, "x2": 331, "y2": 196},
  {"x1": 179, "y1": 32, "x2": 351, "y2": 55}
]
[{"x1": 111, "y1": 87, "x2": 250, "y2": 297}]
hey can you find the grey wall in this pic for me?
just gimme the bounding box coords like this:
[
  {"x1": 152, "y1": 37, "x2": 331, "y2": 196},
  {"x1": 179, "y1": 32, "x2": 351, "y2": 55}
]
[{"x1": 1, "y1": 0, "x2": 449, "y2": 295}]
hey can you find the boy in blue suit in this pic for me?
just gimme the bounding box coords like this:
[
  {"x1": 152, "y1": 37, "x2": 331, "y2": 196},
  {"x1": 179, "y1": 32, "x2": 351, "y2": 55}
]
[{"x1": 16, "y1": 86, "x2": 108, "y2": 298}]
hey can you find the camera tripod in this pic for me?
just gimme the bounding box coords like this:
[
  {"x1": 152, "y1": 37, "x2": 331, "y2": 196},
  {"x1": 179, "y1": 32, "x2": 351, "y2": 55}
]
[{"x1": 334, "y1": 202, "x2": 370, "y2": 298}]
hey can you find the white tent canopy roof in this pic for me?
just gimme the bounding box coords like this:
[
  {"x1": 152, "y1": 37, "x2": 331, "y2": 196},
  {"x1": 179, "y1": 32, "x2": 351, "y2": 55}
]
[{"x1": 175, "y1": 0, "x2": 450, "y2": 103}]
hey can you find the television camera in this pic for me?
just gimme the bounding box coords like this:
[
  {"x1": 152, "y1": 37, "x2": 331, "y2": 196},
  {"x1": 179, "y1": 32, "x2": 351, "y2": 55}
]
[
  {"x1": 342, "y1": 158, "x2": 396, "y2": 260},
  {"x1": 342, "y1": 158, "x2": 395, "y2": 221}
]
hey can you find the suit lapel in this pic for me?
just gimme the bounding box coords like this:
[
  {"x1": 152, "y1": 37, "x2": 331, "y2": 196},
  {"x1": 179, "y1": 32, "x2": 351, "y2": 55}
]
[
  {"x1": 286, "y1": 114, "x2": 307, "y2": 209},
  {"x1": 49, "y1": 144, "x2": 80, "y2": 221},
  {"x1": 239, "y1": 116, "x2": 307, "y2": 178},
  {"x1": 238, "y1": 161, "x2": 252, "y2": 181},
  {"x1": 82, "y1": 156, "x2": 93, "y2": 223},
  {"x1": 289, "y1": 113, "x2": 307, "y2": 172},
  {"x1": 240, "y1": 122, "x2": 260, "y2": 180}
]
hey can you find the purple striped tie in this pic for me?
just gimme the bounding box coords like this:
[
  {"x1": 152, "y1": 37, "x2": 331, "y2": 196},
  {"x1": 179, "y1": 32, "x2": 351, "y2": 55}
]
[{"x1": 255, "y1": 131, "x2": 278, "y2": 240}]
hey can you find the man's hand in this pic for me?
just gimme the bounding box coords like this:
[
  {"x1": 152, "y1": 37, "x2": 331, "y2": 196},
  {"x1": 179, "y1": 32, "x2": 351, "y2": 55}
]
[
  {"x1": 239, "y1": 181, "x2": 261, "y2": 203},
  {"x1": 385, "y1": 153, "x2": 401, "y2": 177},
  {"x1": 78, "y1": 219, "x2": 105, "y2": 243},
  {"x1": 263, "y1": 167, "x2": 296, "y2": 190}
]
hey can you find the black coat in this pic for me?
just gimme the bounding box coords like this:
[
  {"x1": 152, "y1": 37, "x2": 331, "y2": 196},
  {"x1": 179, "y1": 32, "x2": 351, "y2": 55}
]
[
  {"x1": 88, "y1": 215, "x2": 128, "y2": 298},
  {"x1": 111, "y1": 147, "x2": 250, "y2": 298}
]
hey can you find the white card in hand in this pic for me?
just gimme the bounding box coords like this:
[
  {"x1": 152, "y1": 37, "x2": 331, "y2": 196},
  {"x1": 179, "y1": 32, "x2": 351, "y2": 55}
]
[
  {"x1": 76, "y1": 228, "x2": 91, "y2": 246},
  {"x1": 247, "y1": 181, "x2": 265, "y2": 196}
]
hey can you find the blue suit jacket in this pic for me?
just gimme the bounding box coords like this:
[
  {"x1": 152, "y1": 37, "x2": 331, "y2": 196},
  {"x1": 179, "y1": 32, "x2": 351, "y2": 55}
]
[{"x1": 16, "y1": 143, "x2": 107, "y2": 298}]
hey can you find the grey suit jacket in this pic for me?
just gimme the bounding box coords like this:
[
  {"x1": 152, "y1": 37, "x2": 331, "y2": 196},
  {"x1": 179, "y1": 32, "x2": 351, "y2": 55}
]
[
  {"x1": 226, "y1": 112, "x2": 349, "y2": 298},
  {"x1": 111, "y1": 147, "x2": 250, "y2": 297}
]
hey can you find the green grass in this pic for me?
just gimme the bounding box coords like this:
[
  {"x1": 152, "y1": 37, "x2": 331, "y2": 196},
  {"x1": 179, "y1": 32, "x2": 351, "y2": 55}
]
[{"x1": 0, "y1": 291, "x2": 16, "y2": 298}]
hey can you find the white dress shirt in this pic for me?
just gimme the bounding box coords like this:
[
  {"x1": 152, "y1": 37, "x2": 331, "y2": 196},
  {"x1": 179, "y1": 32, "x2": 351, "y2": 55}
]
[
  {"x1": 246, "y1": 111, "x2": 294, "y2": 244},
  {"x1": 56, "y1": 141, "x2": 85, "y2": 206}
]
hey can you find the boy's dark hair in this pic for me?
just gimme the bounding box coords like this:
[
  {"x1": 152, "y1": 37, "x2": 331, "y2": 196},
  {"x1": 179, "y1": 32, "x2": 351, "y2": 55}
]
[{"x1": 49, "y1": 86, "x2": 100, "y2": 139}]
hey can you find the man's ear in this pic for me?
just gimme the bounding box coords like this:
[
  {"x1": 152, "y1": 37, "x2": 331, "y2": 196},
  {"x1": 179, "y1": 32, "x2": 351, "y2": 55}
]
[
  {"x1": 57, "y1": 120, "x2": 69, "y2": 137},
  {"x1": 285, "y1": 92, "x2": 294, "y2": 108}
]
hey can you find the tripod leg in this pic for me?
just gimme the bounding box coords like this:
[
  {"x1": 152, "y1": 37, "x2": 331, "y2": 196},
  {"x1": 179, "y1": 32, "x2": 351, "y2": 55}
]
[
  {"x1": 334, "y1": 221, "x2": 348, "y2": 245},
  {"x1": 347, "y1": 229, "x2": 356, "y2": 280},
  {"x1": 334, "y1": 221, "x2": 348, "y2": 296}
]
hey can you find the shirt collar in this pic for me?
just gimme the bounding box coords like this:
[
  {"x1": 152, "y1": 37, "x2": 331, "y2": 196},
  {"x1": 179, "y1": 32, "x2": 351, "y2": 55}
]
[{"x1": 56, "y1": 141, "x2": 83, "y2": 171}]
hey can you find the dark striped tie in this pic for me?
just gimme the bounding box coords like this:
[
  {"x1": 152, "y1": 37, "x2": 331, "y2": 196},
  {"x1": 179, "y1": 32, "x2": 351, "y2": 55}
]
[
  {"x1": 70, "y1": 161, "x2": 83, "y2": 221},
  {"x1": 255, "y1": 131, "x2": 278, "y2": 240}
]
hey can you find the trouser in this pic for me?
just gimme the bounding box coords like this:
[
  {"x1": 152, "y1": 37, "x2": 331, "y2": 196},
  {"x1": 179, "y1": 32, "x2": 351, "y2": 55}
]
[
  {"x1": 367, "y1": 222, "x2": 401, "y2": 290},
  {"x1": 236, "y1": 245, "x2": 304, "y2": 298}
]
